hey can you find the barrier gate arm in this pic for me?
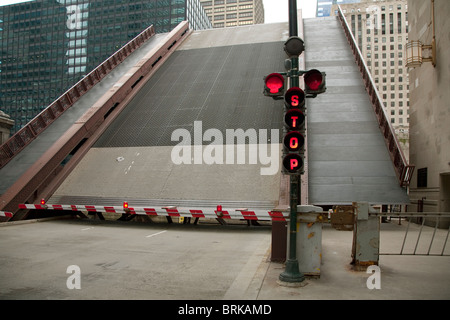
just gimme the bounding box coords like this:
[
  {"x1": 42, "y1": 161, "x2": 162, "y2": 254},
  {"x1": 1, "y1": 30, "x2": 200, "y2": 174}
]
[
  {"x1": 18, "y1": 203, "x2": 289, "y2": 222},
  {"x1": 0, "y1": 211, "x2": 13, "y2": 219}
]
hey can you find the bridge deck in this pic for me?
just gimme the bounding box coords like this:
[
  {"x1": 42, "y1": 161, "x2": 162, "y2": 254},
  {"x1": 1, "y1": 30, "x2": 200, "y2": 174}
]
[
  {"x1": 0, "y1": 33, "x2": 168, "y2": 196},
  {"x1": 50, "y1": 23, "x2": 290, "y2": 210},
  {"x1": 2, "y1": 18, "x2": 409, "y2": 218},
  {"x1": 304, "y1": 17, "x2": 409, "y2": 205}
]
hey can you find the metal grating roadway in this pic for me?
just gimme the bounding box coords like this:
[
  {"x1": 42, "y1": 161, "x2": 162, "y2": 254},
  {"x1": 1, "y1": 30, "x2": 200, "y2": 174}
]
[{"x1": 94, "y1": 42, "x2": 285, "y2": 148}]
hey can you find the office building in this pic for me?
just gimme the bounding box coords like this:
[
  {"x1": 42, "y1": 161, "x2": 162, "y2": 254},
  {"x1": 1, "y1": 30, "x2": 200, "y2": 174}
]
[
  {"x1": 0, "y1": 0, "x2": 211, "y2": 135},
  {"x1": 407, "y1": 0, "x2": 449, "y2": 225},
  {"x1": 0, "y1": 111, "x2": 14, "y2": 145},
  {"x1": 332, "y1": 0, "x2": 410, "y2": 157},
  {"x1": 317, "y1": 0, "x2": 360, "y2": 17},
  {"x1": 199, "y1": 0, "x2": 264, "y2": 28}
]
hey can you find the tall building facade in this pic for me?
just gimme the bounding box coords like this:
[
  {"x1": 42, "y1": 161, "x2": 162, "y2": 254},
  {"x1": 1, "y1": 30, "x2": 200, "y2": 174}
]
[
  {"x1": 407, "y1": 0, "x2": 450, "y2": 225},
  {"x1": 0, "y1": 0, "x2": 211, "y2": 135},
  {"x1": 332, "y1": 0, "x2": 410, "y2": 157},
  {"x1": 0, "y1": 111, "x2": 14, "y2": 145},
  {"x1": 199, "y1": 0, "x2": 264, "y2": 28},
  {"x1": 317, "y1": 0, "x2": 361, "y2": 17}
]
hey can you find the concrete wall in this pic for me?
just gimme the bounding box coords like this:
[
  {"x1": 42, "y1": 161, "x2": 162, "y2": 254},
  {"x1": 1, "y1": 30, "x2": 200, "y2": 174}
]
[{"x1": 408, "y1": 0, "x2": 450, "y2": 225}]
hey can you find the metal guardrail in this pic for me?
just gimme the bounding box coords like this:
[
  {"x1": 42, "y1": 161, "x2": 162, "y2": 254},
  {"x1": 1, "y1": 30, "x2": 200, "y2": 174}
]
[
  {"x1": 370, "y1": 212, "x2": 450, "y2": 256},
  {"x1": 336, "y1": 6, "x2": 414, "y2": 187},
  {"x1": 0, "y1": 25, "x2": 156, "y2": 170}
]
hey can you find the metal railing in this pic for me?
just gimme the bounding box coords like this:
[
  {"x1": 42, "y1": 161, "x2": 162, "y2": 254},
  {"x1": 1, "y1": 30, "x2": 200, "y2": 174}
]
[
  {"x1": 0, "y1": 25, "x2": 156, "y2": 170},
  {"x1": 370, "y1": 212, "x2": 450, "y2": 256},
  {"x1": 336, "y1": 6, "x2": 414, "y2": 187}
]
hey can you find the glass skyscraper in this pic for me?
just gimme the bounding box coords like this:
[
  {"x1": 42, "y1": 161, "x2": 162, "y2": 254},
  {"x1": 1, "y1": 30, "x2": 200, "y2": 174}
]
[{"x1": 0, "y1": 0, "x2": 212, "y2": 135}]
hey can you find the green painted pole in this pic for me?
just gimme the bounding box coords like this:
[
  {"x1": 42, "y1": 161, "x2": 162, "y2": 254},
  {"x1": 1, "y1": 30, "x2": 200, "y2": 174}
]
[{"x1": 279, "y1": 0, "x2": 305, "y2": 284}]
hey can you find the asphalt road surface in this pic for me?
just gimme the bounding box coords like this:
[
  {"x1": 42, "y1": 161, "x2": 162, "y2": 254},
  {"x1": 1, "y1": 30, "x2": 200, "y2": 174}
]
[{"x1": 0, "y1": 218, "x2": 271, "y2": 300}]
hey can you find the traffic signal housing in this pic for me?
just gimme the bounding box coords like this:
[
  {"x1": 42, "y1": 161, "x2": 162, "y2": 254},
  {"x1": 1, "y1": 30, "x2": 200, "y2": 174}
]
[
  {"x1": 282, "y1": 86, "x2": 306, "y2": 175},
  {"x1": 284, "y1": 36, "x2": 305, "y2": 57},
  {"x1": 263, "y1": 66, "x2": 326, "y2": 176},
  {"x1": 303, "y1": 69, "x2": 326, "y2": 96},
  {"x1": 264, "y1": 73, "x2": 285, "y2": 97}
]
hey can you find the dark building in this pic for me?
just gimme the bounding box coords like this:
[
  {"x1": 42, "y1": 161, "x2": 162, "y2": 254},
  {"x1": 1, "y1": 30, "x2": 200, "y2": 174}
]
[{"x1": 0, "y1": 0, "x2": 211, "y2": 135}]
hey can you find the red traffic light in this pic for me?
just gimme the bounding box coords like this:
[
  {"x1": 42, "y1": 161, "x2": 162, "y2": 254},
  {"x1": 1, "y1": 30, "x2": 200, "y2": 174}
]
[
  {"x1": 284, "y1": 87, "x2": 305, "y2": 109},
  {"x1": 284, "y1": 109, "x2": 305, "y2": 130},
  {"x1": 282, "y1": 154, "x2": 304, "y2": 174},
  {"x1": 304, "y1": 69, "x2": 326, "y2": 95},
  {"x1": 264, "y1": 73, "x2": 285, "y2": 97},
  {"x1": 284, "y1": 131, "x2": 305, "y2": 152}
]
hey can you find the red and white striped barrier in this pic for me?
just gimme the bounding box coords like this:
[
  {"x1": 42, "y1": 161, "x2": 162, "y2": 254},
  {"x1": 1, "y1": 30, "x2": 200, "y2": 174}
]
[
  {"x1": 18, "y1": 203, "x2": 288, "y2": 222},
  {"x1": 0, "y1": 211, "x2": 13, "y2": 218}
]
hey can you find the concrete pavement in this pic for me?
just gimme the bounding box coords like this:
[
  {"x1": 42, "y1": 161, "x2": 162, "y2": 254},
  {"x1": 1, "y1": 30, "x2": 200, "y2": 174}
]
[
  {"x1": 0, "y1": 217, "x2": 449, "y2": 300},
  {"x1": 253, "y1": 222, "x2": 450, "y2": 300}
]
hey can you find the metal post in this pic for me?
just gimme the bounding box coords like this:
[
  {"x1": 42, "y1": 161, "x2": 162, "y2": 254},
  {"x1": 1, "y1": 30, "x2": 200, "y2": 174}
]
[
  {"x1": 279, "y1": 0, "x2": 305, "y2": 284},
  {"x1": 288, "y1": 0, "x2": 298, "y2": 37},
  {"x1": 279, "y1": 176, "x2": 305, "y2": 283}
]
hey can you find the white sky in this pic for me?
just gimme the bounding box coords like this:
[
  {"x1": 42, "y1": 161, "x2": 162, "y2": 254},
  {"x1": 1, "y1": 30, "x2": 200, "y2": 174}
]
[
  {"x1": 0, "y1": 0, "x2": 34, "y2": 6},
  {"x1": 0, "y1": 0, "x2": 317, "y2": 20},
  {"x1": 263, "y1": 0, "x2": 317, "y2": 22}
]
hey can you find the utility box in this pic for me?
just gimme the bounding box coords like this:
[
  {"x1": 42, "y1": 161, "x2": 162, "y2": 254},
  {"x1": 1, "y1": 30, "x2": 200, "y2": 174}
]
[
  {"x1": 331, "y1": 205, "x2": 354, "y2": 230},
  {"x1": 287, "y1": 205, "x2": 323, "y2": 277},
  {"x1": 271, "y1": 220, "x2": 287, "y2": 262},
  {"x1": 271, "y1": 205, "x2": 288, "y2": 262}
]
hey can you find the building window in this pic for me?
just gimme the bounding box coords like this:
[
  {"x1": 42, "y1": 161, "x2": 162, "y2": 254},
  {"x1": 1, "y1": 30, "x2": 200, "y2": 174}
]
[{"x1": 417, "y1": 168, "x2": 428, "y2": 188}]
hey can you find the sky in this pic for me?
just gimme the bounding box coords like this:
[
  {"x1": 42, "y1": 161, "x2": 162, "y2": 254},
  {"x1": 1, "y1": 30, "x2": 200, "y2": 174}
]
[
  {"x1": 0, "y1": 0, "x2": 317, "y2": 20},
  {"x1": 0, "y1": 0, "x2": 34, "y2": 6},
  {"x1": 263, "y1": 0, "x2": 317, "y2": 22}
]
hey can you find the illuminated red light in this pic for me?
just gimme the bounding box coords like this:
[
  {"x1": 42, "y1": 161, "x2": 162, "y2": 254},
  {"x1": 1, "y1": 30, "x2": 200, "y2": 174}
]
[
  {"x1": 283, "y1": 132, "x2": 304, "y2": 152},
  {"x1": 285, "y1": 109, "x2": 305, "y2": 130},
  {"x1": 267, "y1": 77, "x2": 283, "y2": 93},
  {"x1": 290, "y1": 158, "x2": 299, "y2": 170},
  {"x1": 123, "y1": 201, "x2": 129, "y2": 209},
  {"x1": 40, "y1": 199, "x2": 46, "y2": 205},
  {"x1": 217, "y1": 205, "x2": 222, "y2": 211},
  {"x1": 264, "y1": 73, "x2": 285, "y2": 96},
  {"x1": 284, "y1": 87, "x2": 305, "y2": 109},
  {"x1": 282, "y1": 154, "x2": 303, "y2": 173}
]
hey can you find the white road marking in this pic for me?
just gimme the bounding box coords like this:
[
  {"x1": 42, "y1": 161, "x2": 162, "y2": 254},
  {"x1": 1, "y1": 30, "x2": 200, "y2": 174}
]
[{"x1": 145, "y1": 230, "x2": 167, "y2": 238}]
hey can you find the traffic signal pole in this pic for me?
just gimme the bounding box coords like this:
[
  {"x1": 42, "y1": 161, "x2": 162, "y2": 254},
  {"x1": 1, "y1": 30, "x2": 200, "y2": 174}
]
[
  {"x1": 264, "y1": 1, "x2": 326, "y2": 284},
  {"x1": 288, "y1": 0, "x2": 298, "y2": 38},
  {"x1": 279, "y1": 0, "x2": 305, "y2": 284}
]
